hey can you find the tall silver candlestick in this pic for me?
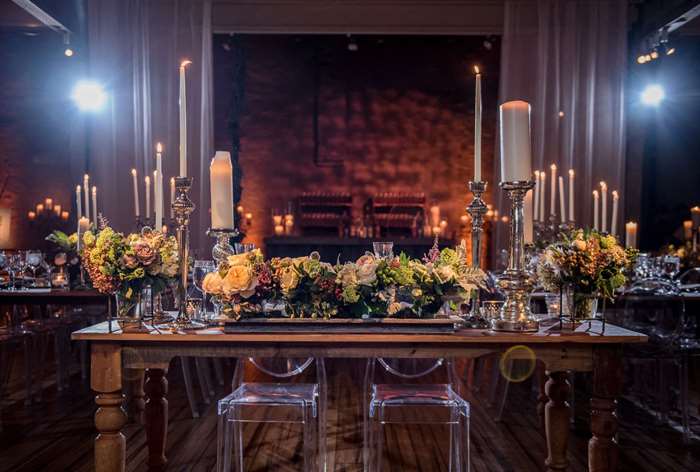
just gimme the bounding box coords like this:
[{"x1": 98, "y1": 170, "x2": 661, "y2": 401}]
[
  {"x1": 491, "y1": 180, "x2": 539, "y2": 332},
  {"x1": 466, "y1": 181, "x2": 488, "y2": 316},
  {"x1": 172, "y1": 177, "x2": 204, "y2": 330}
]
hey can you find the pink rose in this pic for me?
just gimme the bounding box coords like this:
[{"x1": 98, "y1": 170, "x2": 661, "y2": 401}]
[{"x1": 132, "y1": 242, "x2": 157, "y2": 265}]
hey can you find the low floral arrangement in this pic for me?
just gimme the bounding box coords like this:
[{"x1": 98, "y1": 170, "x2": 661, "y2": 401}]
[
  {"x1": 202, "y1": 242, "x2": 486, "y2": 320},
  {"x1": 80, "y1": 226, "x2": 179, "y2": 312},
  {"x1": 46, "y1": 230, "x2": 82, "y2": 287},
  {"x1": 537, "y1": 229, "x2": 636, "y2": 319}
]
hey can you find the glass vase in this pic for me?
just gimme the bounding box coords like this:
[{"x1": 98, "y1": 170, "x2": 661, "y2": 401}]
[
  {"x1": 565, "y1": 290, "x2": 598, "y2": 322},
  {"x1": 115, "y1": 290, "x2": 148, "y2": 332}
]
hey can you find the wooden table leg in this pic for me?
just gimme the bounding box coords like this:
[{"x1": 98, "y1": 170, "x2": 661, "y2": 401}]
[
  {"x1": 92, "y1": 343, "x2": 126, "y2": 472},
  {"x1": 545, "y1": 371, "x2": 571, "y2": 472},
  {"x1": 145, "y1": 368, "x2": 168, "y2": 472},
  {"x1": 124, "y1": 368, "x2": 145, "y2": 425},
  {"x1": 589, "y1": 346, "x2": 623, "y2": 472}
]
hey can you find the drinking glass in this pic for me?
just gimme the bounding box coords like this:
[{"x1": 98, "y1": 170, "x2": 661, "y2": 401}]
[
  {"x1": 480, "y1": 300, "x2": 504, "y2": 320},
  {"x1": 193, "y1": 260, "x2": 216, "y2": 320},
  {"x1": 372, "y1": 241, "x2": 394, "y2": 260},
  {"x1": 661, "y1": 255, "x2": 680, "y2": 280},
  {"x1": 235, "y1": 243, "x2": 256, "y2": 254},
  {"x1": 0, "y1": 251, "x2": 8, "y2": 289},
  {"x1": 26, "y1": 251, "x2": 42, "y2": 287},
  {"x1": 9, "y1": 253, "x2": 26, "y2": 290}
]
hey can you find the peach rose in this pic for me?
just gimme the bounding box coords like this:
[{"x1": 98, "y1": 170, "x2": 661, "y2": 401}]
[
  {"x1": 202, "y1": 272, "x2": 224, "y2": 295},
  {"x1": 222, "y1": 265, "x2": 258, "y2": 298}
]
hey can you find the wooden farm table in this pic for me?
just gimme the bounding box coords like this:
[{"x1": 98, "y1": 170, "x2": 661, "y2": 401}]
[{"x1": 72, "y1": 321, "x2": 647, "y2": 472}]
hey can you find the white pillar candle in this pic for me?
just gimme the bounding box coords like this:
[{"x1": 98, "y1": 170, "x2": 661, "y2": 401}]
[
  {"x1": 179, "y1": 60, "x2": 192, "y2": 177},
  {"x1": 170, "y1": 177, "x2": 176, "y2": 219},
  {"x1": 499, "y1": 101, "x2": 532, "y2": 182},
  {"x1": 83, "y1": 174, "x2": 90, "y2": 224},
  {"x1": 558, "y1": 175, "x2": 566, "y2": 223},
  {"x1": 155, "y1": 143, "x2": 163, "y2": 230},
  {"x1": 145, "y1": 175, "x2": 151, "y2": 220},
  {"x1": 91, "y1": 186, "x2": 97, "y2": 225},
  {"x1": 593, "y1": 190, "x2": 599, "y2": 231},
  {"x1": 54, "y1": 204, "x2": 61, "y2": 216},
  {"x1": 131, "y1": 169, "x2": 140, "y2": 217},
  {"x1": 539, "y1": 171, "x2": 546, "y2": 222},
  {"x1": 568, "y1": 169, "x2": 575, "y2": 222},
  {"x1": 600, "y1": 182, "x2": 608, "y2": 233},
  {"x1": 210, "y1": 151, "x2": 234, "y2": 229},
  {"x1": 611, "y1": 190, "x2": 619, "y2": 237},
  {"x1": 549, "y1": 164, "x2": 557, "y2": 218},
  {"x1": 524, "y1": 189, "x2": 533, "y2": 244},
  {"x1": 691, "y1": 206, "x2": 700, "y2": 228},
  {"x1": 75, "y1": 185, "x2": 82, "y2": 220},
  {"x1": 429, "y1": 205, "x2": 441, "y2": 227},
  {"x1": 45, "y1": 198, "x2": 53, "y2": 210},
  {"x1": 625, "y1": 222, "x2": 638, "y2": 249},
  {"x1": 473, "y1": 66, "x2": 482, "y2": 182},
  {"x1": 533, "y1": 171, "x2": 540, "y2": 222},
  {"x1": 78, "y1": 216, "x2": 90, "y2": 239}
]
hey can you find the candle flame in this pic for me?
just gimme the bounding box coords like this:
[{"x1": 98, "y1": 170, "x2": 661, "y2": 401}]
[
  {"x1": 600, "y1": 181, "x2": 607, "y2": 190},
  {"x1": 76, "y1": 185, "x2": 81, "y2": 192},
  {"x1": 593, "y1": 190, "x2": 599, "y2": 197},
  {"x1": 156, "y1": 142, "x2": 163, "y2": 153},
  {"x1": 612, "y1": 190, "x2": 619, "y2": 198},
  {"x1": 534, "y1": 170, "x2": 540, "y2": 177},
  {"x1": 550, "y1": 164, "x2": 557, "y2": 171},
  {"x1": 84, "y1": 174, "x2": 89, "y2": 180},
  {"x1": 170, "y1": 177, "x2": 175, "y2": 184},
  {"x1": 145, "y1": 175, "x2": 150, "y2": 184},
  {"x1": 92, "y1": 186, "x2": 97, "y2": 194},
  {"x1": 180, "y1": 59, "x2": 192, "y2": 68},
  {"x1": 568, "y1": 169, "x2": 574, "y2": 177},
  {"x1": 131, "y1": 168, "x2": 137, "y2": 176},
  {"x1": 474, "y1": 65, "x2": 480, "y2": 74},
  {"x1": 692, "y1": 206, "x2": 700, "y2": 212}
]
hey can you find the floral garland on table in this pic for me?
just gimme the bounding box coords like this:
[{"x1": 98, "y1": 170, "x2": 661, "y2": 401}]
[
  {"x1": 537, "y1": 230, "x2": 636, "y2": 318},
  {"x1": 80, "y1": 226, "x2": 179, "y2": 310},
  {"x1": 202, "y1": 242, "x2": 486, "y2": 320}
]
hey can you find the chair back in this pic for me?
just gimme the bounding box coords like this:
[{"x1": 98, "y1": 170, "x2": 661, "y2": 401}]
[
  {"x1": 376, "y1": 358, "x2": 445, "y2": 379},
  {"x1": 232, "y1": 357, "x2": 320, "y2": 390}
]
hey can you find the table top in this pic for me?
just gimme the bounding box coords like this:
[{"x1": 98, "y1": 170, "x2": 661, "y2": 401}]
[{"x1": 72, "y1": 320, "x2": 647, "y2": 345}]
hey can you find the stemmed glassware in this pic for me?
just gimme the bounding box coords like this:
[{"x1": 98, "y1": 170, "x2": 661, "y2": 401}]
[
  {"x1": 9, "y1": 252, "x2": 26, "y2": 290},
  {"x1": 234, "y1": 243, "x2": 255, "y2": 254},
  {"x1": 372, "y1": 241, "x2": 394, "y2": 260},
  {"x1": 0, "y1": 251, "x2": 9, "y2": 289},
  {"x1": 25, "y1": 251, "x2": 43, "y2": 288},
  {"x1": 193, "y1": 260, "x2": 216, "y2": 322}
]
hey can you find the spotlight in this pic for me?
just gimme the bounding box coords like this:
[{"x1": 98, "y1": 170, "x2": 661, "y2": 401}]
[
  {"x1": 637, "y1": 55, "x2": 647, "y2": 64},
  {"x1": 71, "y1": 81, "x2": 107, "y2": 111},
  {"x1": 63, "y1": 33, "x2": 73, "y2": 57},
  {"x1": 644, "y1": 54, "x2": 652, "y2": 62},
  {"x1": 666, "y1": 46, "x2": 676, "y2": 56},
  {"x1": 650, "y1": 49, "x2": 659, "y2": 59},
  {"x1": 641, "y1": 84, "x2": 665, "y2": 106},
  {"x1": 64, "y1": 48, "x2": 74, "y2": 57}
]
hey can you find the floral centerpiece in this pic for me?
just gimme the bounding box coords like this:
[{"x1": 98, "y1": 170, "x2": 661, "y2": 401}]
[
  {"x1": 202, "y1": 243, "x2": 486, "y2": 321},
  {"x1": 45, "y1": 230, "x2": 82, "y2": 288},
  {"x1": 537, "y1": 229, "x2": 636, "y2": 320},
  {"x1": 201, "y1": 248, "x2": 274, "y2": 319},
  {"x1": 80, "y1": 226, "x2": 179, "y2": 328}
]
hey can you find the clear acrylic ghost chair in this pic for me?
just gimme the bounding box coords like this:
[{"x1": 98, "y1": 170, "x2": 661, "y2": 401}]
[
  {"x1": 363, "y1": 358, "x2": 469, "y2": 472},
  {"x1": 217, "y1": 357, "x2": 327, "y2": 472}
]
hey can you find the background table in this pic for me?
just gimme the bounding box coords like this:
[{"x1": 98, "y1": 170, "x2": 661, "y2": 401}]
[{"x1": 73, "y1": 321, "x2": 647, "y2": 472}]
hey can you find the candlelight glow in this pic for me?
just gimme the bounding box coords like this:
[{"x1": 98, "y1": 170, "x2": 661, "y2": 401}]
[
  {"x1": 550, "y1": 164, "x2": 557, "y2": 171},
  {"x1": 474, "y1": 65, "x2": 480, "y2": 74},
  {"x1": 180, "y1": 59, "x2": 192, "y2": 68},
  {"x1": 568, "y1": 169, "x2": 574, "y2": 177},
  {"x1": 600, "y1": 181, "x2": 607, "y2": 190},
  {"x1": 131, "y1": 168, "x2": 137, "y2": 176},
  {"x1": 156, "y1": 142, "x2": 163, "y2": 153}
]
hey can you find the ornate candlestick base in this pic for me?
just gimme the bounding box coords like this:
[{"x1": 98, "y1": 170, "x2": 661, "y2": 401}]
[
  {"x1": 466, "y1": 181, "x2": 488, "y2": 320},
  {"x1": 491, "y1": 180, "x2": 539, "y2": 332},
  {"x1": 171, "y1": 177, "x2": 205, "y2": 331},
  {"x1": 206, "y1": 228, "x2": 239, "y2": 264}
]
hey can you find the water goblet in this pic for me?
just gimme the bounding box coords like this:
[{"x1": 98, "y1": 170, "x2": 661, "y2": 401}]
[
  {"x1": 9, "y1": 253, "x2": 26, "y2": 290},
  {"x1": 193, "y1": 260, "x2": 216, "y2": 320},
  {"x1": 25, "y1": 251, "x2": 43, "y2": 288},
  {"x1": 372, "y1": 241, "x2": 394, "y2": 260}
]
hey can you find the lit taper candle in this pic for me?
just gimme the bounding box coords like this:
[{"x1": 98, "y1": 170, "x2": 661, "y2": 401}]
[{"x1": 131, "y1": 169, "x2": 140, "y2": 217}]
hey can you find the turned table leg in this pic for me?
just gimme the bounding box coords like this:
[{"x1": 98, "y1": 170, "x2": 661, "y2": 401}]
[
  {"x1": 92, "y1": 343, "x2": 126, "y2": 472},
  {"x1": 589, "y1": 346, "x2": 623, "y2": 472},
  {"x1": 145, "y1": 368, "x2": 169, "y2": 472},
  {"x1": 124, "y1": 368, "x2": 145, "y2": 425},
  {"x1": 545, "y1": 371, "x2": 571, "y2": 472}
]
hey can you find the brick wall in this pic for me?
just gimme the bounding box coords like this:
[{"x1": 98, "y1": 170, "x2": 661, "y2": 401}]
[{"x1": 213, "y1": 35, "x2": 500, "y2": 250}]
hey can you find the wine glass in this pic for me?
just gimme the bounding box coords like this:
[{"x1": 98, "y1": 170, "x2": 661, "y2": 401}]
[
  {"x1": 661, "y1": 255, "x2": 680, "y2": 280},
  {"x1": 0, "y1": 251, "x2": 9, "y2": 289},
  {"x1": 193, "y1": 260, "x2": 216, "y2": 320},
  {"x1": 9, "y1": 253, "x2": 26, "y2": 290},
  {"x1": 372, "y1": 241, "x2": 394, "y2": 260},
  {"x1": 234, "y1": 243, "x2": 256, "y2": 254},
  {"x1": 25, "y1": 251, "x2": 43, "y2": 288}
]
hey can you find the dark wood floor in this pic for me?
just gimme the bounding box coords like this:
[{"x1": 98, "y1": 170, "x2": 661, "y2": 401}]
[{"x1": 1, "y1": 357, "x2": 699, "y2": 471}]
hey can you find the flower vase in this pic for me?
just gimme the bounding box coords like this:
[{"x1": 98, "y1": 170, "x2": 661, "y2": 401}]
[
  {"x1": 115, "y1": 290, "x2": 148, "y2": 332},
  {"x1": 565, "y1": 290, "x2": 598, "y2": 323}
]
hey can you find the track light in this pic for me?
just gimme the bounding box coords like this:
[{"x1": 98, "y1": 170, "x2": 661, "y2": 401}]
[
  {"x1": 641, "y1": 84, "x2": 665, "y2": 107},
  {"x1": 63, "y1": 33, "x2": 73, "y2": 57}
]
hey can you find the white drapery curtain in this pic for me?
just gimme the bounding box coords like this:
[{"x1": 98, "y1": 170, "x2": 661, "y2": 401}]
[
  {"x1": 494, "y1": 0, "x2": 627, "y2": 261},
  {"x1": 87, "y1": 0, "x2": 214, "y2": 255}
]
